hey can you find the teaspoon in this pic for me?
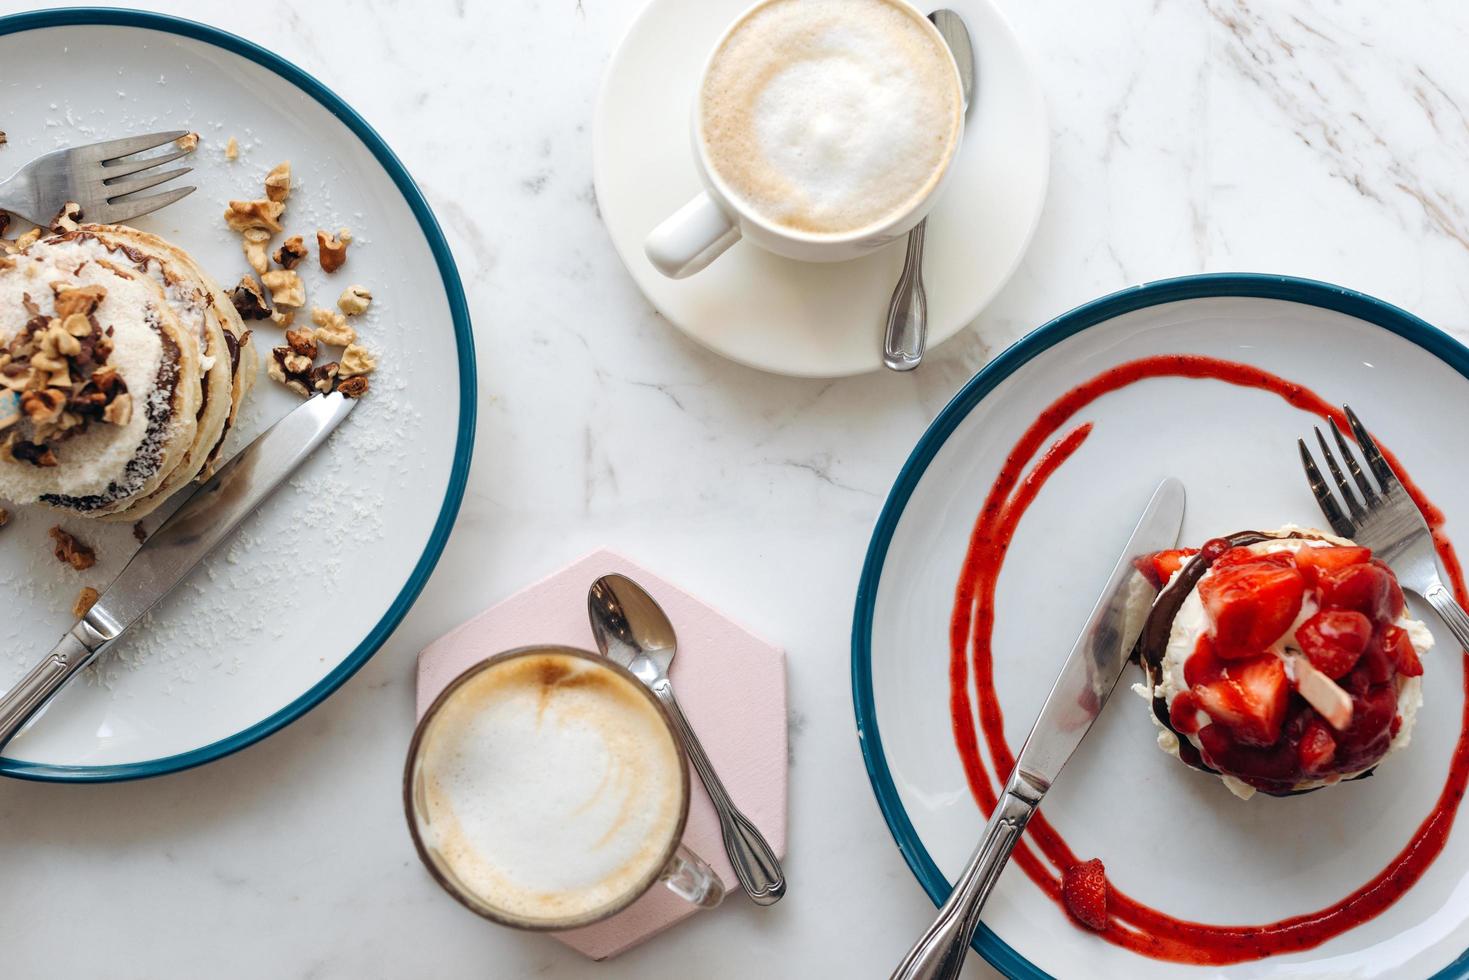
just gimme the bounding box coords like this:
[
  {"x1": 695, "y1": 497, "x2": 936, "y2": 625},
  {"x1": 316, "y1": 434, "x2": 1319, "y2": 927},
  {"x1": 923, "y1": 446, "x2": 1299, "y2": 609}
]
[
  {"x1": 588, "y1": 574, "x2": 786, "y2": 905},
  {"x1": 882, "y1": 9, "x2": 976, "y2": 372}
]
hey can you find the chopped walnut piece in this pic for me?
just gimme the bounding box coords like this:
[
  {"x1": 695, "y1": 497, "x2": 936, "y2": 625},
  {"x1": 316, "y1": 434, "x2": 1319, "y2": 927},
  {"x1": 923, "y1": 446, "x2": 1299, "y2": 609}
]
[
  {"x1": 102, "y1": 392, "x2": 132, "y2": 426},
  {"x1": 268, "y1": 346, "x2": 312, "y2": 397},
  {"x1": 337, "y1": 375, "x2": 369, "y2": 399},
  {"x1": 175, "y1": 132, "x2": 200, "y2": 152},
  {"x1": 132, "y1": 522, "x2": 146, "y2": 543},
  {"x1": 273, "y1": 234, "x2": 307, "y2": 270},
  {"x1": 337, "y1": 285, "x2": 371, "y2": 316},
  {"x1": 21, "y1": 388, "x2": 66, "y2": 425},
  {"x1": 227, "y1": 276, "x2": 272, "y2": 320},
  {"x1": 310, "y1": 306, "x2": 356, "y2": 347},
  {"x1": 317, "y1": 229, "x2": 349, "y2": 273},
  {"x1": 0, "y1": 211, "x2": 9, "y2": 237},
  {"x1": 311, "y1": 361, "x2": 339, "y2": 394},
  {"x1": 4, "y1": 435, "x2": 58, "y2": 467},
  {"x1": 0, "y1": 131, "x2": 7, "y2": 147},
  {"x1": 270, "y1": 309, "x2": 296, "y2": 329},
  {"x1": 14, "y1": 228, "x2": 41, "y2": 250},
  {"x1": 73, "y1": 586, "x2": 100, "y2": 618},
  {"x1": 225, "y1": 136, "x2": 239, "y2": 161},
  {"x1": 0, "y1": 507, "x2": 9, "y2": 528},
  {"x1": 242, "y1": 228, "x2": 270, "y2": 276},
  {"x1": 49, "y1": 202, "x2": 83, "y2": 233},
  {"x1": 261, "y1": 269, "x2": 305, "y2": 308},
  {"x1": 49, "y1": 526, "x2": 96, "y2": 571},
  {"x1": 224, "y1": 198, "x2": 284, "y2": 234},
  {"x1": 285, "y1": 328, "x2": 318, "y2": 359},
  {"x1": 339, "y1": 343, "x2": 376, "y2": 377},
  {"x1": 264, "y1": 161, "x2": 291, "y2": 204},
  {"x1": 53, "y1": 284, "x2": 107, "y2": 318}
]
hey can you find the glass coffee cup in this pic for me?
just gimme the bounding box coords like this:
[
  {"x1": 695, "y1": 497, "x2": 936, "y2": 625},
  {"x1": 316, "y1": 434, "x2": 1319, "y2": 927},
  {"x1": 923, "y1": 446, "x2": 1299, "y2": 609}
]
[{"x1": 404, "y1": 646, "x2": 724, "y2": 930}]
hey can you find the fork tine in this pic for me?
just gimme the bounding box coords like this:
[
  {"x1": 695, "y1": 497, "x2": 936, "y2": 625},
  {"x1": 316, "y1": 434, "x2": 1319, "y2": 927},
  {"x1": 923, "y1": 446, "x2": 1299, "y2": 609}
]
[
  {"x1": 84, "y1": 130, "x2": 191, "y2": 164},
  {"x1": 1328, "y1": 417, "x2": 1380, "y2": 507},
  {"x1": 1299, "y1": 439, "x2": 1357, "y2": 538},
  {"x1": 1343, "y1": 405, "x2": 1399, "y2": 490},
  {"x1": 1315, "y1": 426, "x2": 1367, "y2": 521},
  {"x1": 105, "y1": 167, "x2": 192, "y2": 201},
  {"x1": 101, "y1": 147, "x2": 192, "y2": 179},
  {"x1": 95, "y1": 186, "x2": 195, "y2": 224}
]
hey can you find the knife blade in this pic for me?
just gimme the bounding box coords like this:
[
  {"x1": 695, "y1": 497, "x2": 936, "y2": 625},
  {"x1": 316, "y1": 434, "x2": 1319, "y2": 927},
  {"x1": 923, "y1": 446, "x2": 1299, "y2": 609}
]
[
  {"x1": 0, "y1": 392, "x2": 357, "y2": 751},
  {"x1": 891, "y1": 476, "x2": 1186, "y2": 980}
]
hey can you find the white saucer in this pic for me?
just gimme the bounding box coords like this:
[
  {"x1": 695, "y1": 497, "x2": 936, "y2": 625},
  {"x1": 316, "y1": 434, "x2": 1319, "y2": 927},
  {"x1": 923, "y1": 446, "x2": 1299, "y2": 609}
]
[{"x1": 592, "y1": 0, "x2": 1049, "y2": 379}]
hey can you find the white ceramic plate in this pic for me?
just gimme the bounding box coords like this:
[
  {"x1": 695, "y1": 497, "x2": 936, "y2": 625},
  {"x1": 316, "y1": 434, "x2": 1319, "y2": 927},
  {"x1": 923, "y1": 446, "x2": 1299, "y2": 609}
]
[
  {"x1": 854, "y1": 276, "x2": 1469, "y2": 978},
  {"x1": 0, "y1": 11, "x2": 474, "y2": 781},
  {"x1": 592, "y1": 0, "x2": 1049, "y2": 378}
]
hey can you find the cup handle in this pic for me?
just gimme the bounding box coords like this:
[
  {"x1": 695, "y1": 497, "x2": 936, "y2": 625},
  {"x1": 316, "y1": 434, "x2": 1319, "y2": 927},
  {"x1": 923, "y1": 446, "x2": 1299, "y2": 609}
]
[
  {"x1": 660, "y1": 843, "x2": 725, "y2": 909},
  {"x1": 644, "y1": 191, "x2": 741, "y2": 279}
]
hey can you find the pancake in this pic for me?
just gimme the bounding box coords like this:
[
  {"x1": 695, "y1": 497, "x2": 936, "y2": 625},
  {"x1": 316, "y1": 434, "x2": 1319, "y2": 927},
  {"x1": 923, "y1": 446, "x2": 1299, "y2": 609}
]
[
  {"x1": 87, "y1": 224, "x2": 255, "y2": 478},
  {"x1": 50, "y1": 227, "x2": 233, "y2": 518},
  {"x1": 0, "y1": 235, "x2": 201, "y2": 516}
]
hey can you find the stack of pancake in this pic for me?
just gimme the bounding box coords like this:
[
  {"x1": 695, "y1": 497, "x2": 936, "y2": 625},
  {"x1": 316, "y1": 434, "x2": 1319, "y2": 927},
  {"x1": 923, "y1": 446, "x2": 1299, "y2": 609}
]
[{"x1": 0, "y1": 225, "x2": 256, "y2": 522}]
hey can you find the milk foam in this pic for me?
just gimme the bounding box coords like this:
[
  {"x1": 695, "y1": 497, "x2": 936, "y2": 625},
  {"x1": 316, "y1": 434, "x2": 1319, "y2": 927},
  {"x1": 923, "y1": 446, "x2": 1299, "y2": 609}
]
[
  {"x1": 415, "y1": 653, "x2": 684, "y2": 925},
  {"x1": 700, "y1": 0, "x2": 961, "y2": 235}
]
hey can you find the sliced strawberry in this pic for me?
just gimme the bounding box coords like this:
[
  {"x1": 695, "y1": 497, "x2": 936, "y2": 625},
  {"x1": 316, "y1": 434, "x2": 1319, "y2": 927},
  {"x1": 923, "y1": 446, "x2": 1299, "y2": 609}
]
[
  {"x1": 1213, "y1": 547, "x2": 1295, "y2": 571},
  {"x1": 1294, "y1": 546, "x2": 1372, "y2": 587},
  {"x1": 1374, "y1": 559, "x2": 1407, "y2": 622},
  {"x1": 1169, "y1": 690, "x2": 1203, "y2": 735},
  {"x1": 1197, "y1": 722, "x2": 1233, "y2": 768},
  {"x1": 1358, "y1": 628, "x2": 1398, "y2": 685},
  {"x1": 1192, "y1": 655, "x2": 1289, "y2": 746},
  {"x1": 1184, "y1": 635, "x2": 1223, "y2": 687},
  {"x1": 1144, "y1": 548, "x2": 1199, "y2": 587},
  {"x1": 1061, "y1": 859, "x2": 1108, "y2": 931},
  {"x1": 1379, "y1": 624, "x2": 1423, "y2": 677},
  {"x1": 1335, "y1": 684, "x2": 1398, "y2": 770},
  {"x1": 1295, "y1": 609, "x2": 1371, "y2": 679},
  {"x1": 1298, "y1": 717, "x2": 1339, "y2": 774},
  {"x1": 1319, "y1": 562, "x2": 1400, "y2": 623},
  {"x1": 1198, "y1": 560, "x2": 1305, "y2": 658}
]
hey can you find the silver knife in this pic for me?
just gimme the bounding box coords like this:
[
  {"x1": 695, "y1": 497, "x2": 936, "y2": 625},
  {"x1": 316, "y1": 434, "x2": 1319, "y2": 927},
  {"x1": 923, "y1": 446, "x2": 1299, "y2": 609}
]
[
  {"x1": 891, "y1": 476, "x2": 1186, "y2": 980},
  {"x1": 0, "y1": 392, "x2": 357, "y2": 751}
]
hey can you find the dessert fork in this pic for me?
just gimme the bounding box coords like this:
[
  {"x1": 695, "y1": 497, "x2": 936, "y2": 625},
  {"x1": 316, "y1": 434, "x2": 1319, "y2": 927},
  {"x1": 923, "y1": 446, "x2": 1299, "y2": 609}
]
[
  {"x1": 0, "y1": 130, "x2": 196, "y2": 228},
  {"x1": 1297, "y1": 405, "x2": 1469, "y2": 650}
]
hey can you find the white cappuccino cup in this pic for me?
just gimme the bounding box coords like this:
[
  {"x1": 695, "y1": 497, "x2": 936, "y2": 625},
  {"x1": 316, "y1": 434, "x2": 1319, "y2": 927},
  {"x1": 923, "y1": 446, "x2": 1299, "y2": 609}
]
[
  {"x1": 644, "y1": 0, "x2": 966, "y2": 279},
  {"x1": 404, "y1": 647, "x2": 724, "y2": 930}
]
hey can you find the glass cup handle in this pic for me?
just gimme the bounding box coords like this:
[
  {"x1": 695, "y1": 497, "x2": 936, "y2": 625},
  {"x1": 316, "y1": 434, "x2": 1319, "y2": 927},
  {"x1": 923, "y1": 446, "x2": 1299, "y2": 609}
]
[{"x1": 660, "y1": 843, "x2": 725, "y2": 909}]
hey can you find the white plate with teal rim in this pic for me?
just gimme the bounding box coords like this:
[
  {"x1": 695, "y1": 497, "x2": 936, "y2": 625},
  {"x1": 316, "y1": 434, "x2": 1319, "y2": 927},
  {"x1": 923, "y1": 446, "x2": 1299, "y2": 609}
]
[
  {"x1": 0, "y1": 9, "x2": 474, "y2": 781},
  {"x1": 853, "y1": 274, "x2": 1469, "y2": 979}
]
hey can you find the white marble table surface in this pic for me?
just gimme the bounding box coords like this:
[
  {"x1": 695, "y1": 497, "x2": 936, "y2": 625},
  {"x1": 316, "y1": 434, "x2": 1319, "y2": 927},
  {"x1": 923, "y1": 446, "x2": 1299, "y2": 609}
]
[{"x1": 5, "y1": 1, "x2": 1469, "y2": 977}]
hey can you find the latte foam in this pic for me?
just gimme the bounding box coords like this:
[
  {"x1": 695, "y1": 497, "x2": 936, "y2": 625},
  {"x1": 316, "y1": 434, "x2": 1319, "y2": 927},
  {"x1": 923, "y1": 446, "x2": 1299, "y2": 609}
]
[
  {"x1": 413, "y1": 652, "x2": 684, "y2": 926},
  {"x1": 699, "y1": 0, "x2": 962, "y2": 235}
]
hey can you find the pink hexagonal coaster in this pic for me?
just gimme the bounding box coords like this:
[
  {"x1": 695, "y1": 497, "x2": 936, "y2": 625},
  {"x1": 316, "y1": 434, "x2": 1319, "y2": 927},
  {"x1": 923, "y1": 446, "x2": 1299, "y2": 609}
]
[{"x1": 415, "y1": 549, "x2": 789, "y2": 960}]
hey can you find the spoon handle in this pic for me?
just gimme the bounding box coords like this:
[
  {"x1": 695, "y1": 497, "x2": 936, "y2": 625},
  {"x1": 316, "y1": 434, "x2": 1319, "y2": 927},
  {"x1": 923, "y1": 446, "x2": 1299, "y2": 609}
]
[
  {"x1": 652, "y1": 678, "x2": 786, "y2": 905},
  {"x1": 882, "y1": 218, "x2": 928, "y2": 372}
]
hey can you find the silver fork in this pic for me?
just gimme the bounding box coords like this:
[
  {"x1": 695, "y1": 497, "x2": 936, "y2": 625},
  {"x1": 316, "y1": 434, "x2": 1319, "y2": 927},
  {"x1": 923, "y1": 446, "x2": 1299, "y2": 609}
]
[
  {"x1": 0, "y1": 130, "x2": 196, "y2": 228},
  {"x1": 1297, "y1": 405, "x2": 1469, "y2": 650}
]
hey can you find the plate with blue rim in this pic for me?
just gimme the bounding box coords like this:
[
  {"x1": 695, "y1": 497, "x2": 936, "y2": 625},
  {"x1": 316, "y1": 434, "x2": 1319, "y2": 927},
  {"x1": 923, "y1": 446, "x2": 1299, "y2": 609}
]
[
  {"x1": 853, "y1": 274, "x2": 1469, "y2": 978},
  {"x1": 0, "y1": 8, "x2": 474, "y2": 782}
]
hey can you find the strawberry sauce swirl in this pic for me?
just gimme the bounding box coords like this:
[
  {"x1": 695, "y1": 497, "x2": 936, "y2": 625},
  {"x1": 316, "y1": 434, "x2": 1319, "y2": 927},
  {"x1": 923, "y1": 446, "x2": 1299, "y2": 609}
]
[{"x1": 948, "y1": 354, "x2": 1469, "y2": 964}]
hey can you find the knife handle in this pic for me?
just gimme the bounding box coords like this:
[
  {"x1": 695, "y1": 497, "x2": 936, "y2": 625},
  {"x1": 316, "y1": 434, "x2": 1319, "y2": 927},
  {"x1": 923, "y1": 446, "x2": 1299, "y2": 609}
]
[
  {"x1": 0, "y1": 621, "x2": 108, "y2": 751},
  {"x1": 890, "y1": 770, "x2": 1043, "y2": 980}
]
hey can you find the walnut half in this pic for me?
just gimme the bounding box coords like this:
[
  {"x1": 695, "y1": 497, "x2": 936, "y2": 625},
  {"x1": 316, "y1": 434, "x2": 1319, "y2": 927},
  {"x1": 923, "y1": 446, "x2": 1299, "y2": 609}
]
[
  {"x1": 317, "y1": 229, "x2": 349, "y2": 273},
  {"x1": 49, "y1": 526, "x2": 96, "y2": 571},
  {"x1": 261, "y1": 269, "x2": 305, "y2": 308}
]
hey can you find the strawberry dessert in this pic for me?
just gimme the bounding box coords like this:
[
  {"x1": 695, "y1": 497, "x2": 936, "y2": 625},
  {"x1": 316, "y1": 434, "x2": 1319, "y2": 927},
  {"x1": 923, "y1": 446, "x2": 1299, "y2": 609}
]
[{"x1": 1135, "y1": 527, "x2": 1431, "y2": 799}]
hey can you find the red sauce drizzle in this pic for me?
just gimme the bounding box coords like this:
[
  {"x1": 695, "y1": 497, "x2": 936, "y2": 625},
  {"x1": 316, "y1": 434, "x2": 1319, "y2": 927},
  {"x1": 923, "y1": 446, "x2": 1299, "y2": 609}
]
[{"x1": 948, "y1": 353, "x2": 1469, "y2": 964}]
